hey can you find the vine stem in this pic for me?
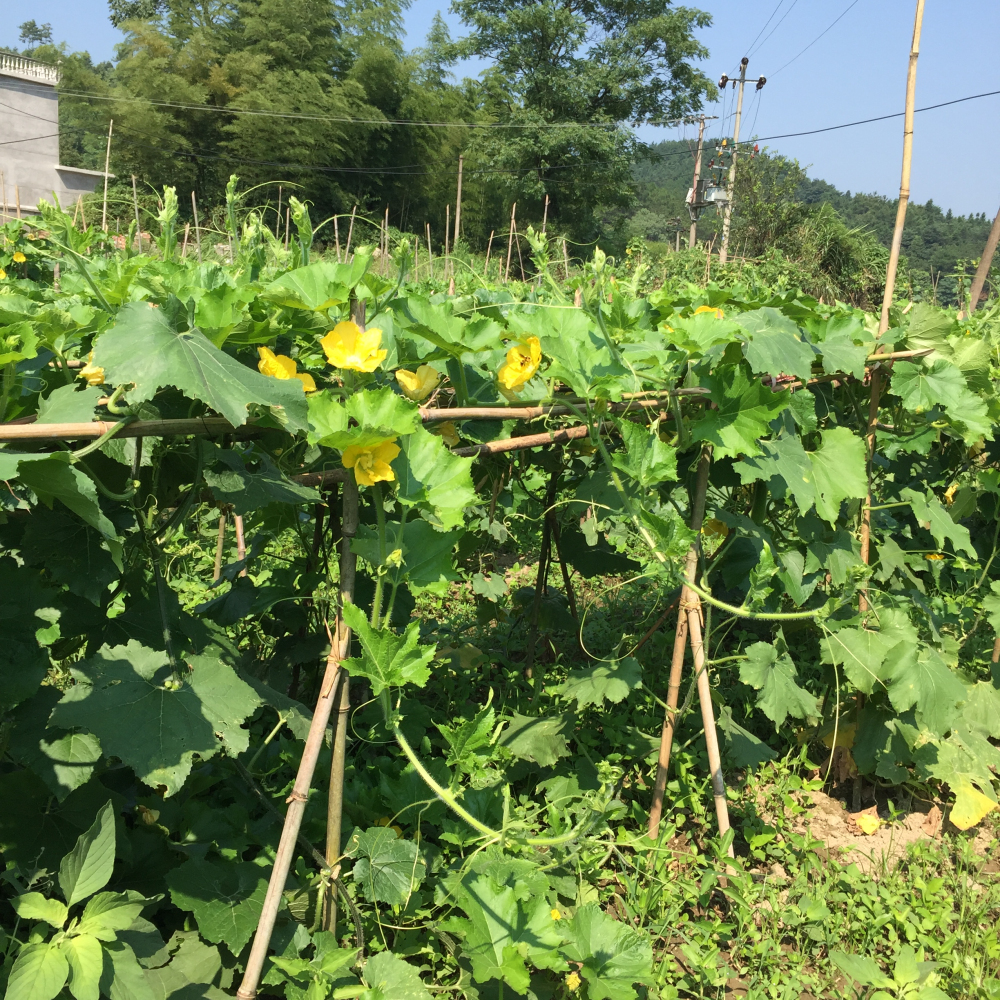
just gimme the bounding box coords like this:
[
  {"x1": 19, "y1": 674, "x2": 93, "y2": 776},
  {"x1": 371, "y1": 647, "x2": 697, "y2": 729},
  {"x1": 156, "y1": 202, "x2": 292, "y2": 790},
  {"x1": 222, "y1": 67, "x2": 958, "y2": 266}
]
[
  {"x1": 370, "y1": 482, "x2": 387, "y2": 628},
  {"x1": 683, "y1": 579, "x2": 824, "y2": 621}
]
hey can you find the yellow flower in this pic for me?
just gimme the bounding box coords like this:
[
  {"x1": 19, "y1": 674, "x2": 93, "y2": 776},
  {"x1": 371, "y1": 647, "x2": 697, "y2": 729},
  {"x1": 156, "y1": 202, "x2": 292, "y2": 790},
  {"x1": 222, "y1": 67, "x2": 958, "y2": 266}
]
[
  {"x1": 550, "y1": 908, "x2": 561, "y2": 921},
  {"x1": 257, "y1": 346, "x2": 317, "y2": 392},
  {"x1": 943, "y1": 483, "x2": 958, "y2": 505},
  {"x1": 78, "y1": 350, "x2": 105, "y2": 386},
  {"x1": 693, "y1": 304, "x2": 724, "y2": 318},
  {"x1": 341, "y1": 438, "x2": 400, "y2": 487},
  {"x1": 320, "y1": 320, "x2": 387, "y2": 373},
  {"x1": 703, "y1": 518, "x2": 729, "y2": 539},
  {"x1": 12, "y1": 252, "x2": 26, "y2": 264},
  {"x1": 925, "y1": 553, "x2": 944, "y2": 561},
  {"x1": 0, "y1": 268, "x2": 6, "y2": 280},
  {"x1": 566, "y1": 971, "x2": 582, "y2": 991},
  {"x1": 497, "y1": 335, "x2": 542, "y2": 392},
  {"x1": 396, "y1": 364, "x2": 440, "y2": 401},
  {"x1": 434, "y1": 421, "x2": 460, "y2": 448}
]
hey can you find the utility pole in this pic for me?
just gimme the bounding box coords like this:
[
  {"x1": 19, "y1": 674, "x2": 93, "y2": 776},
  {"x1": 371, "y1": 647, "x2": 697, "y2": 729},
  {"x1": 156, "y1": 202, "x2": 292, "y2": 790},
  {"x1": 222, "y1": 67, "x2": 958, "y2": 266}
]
[
  {"x1": 718, "y1": 58, "x2": 766, "y2": 263},
  {"x1": 689, "y1": 116, "x2": 705, "y2": 248}
]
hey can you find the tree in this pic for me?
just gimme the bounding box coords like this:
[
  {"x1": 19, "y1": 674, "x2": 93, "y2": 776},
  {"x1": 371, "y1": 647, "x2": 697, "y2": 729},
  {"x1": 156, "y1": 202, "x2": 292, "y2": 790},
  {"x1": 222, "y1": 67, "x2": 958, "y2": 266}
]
[
  {"x1": 19, "y1": 20, "x2": 54, "y2": 46},
  {"x1": 451, "y1": 0, "x2": 715, "y2": 242}
]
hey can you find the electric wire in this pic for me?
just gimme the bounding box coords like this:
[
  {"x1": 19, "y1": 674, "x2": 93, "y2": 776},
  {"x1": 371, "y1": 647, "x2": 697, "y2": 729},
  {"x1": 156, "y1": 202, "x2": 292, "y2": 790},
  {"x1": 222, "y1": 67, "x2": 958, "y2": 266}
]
[
  {"x1": 744, "y1": 0, "x2": 789, "y2": 57},
  {"x1": 747, "y1": 0, "x2": 802, "y2": 59},
  {"x1": 771, "y1": 0, "x2": 864, "y2": 76}
]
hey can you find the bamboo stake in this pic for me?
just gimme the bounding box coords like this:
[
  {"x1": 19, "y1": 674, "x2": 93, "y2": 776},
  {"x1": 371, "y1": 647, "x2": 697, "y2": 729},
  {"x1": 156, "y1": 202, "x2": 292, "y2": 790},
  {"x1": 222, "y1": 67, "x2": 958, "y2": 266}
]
[
  {"x1": 323, "y1": 475, "x2": 359, "y2": 934},
  {"x1": 860, "y1": 0, "x2": 926, "y2": 614},
  {"x1": 131, "y1": 176, "x2": 142, "y2": 253},
  {"x1": 425, "y1": 223, "x2": 433, "y2": 279},
  {"x1": 234, "y1": 514, "x2": 247, "y2": 577},
  {"x1": 333, "y1": 214, "x2": 341, "y2": 263},
  {"x1": 345, "y1": 205, "x2": 356, "y2": 259},
  {"x1": 72, "y1": 196, "x2": 80, "y2": 229},
  {"x1": 563, "y1": 239, "x2": 570, "y2": 281},
  {"x1": 180, "y1": 222, "x2": 190, "y2": 258},
  {"x1": 285, "y1": 208, "x2": 291, "y2": 251},
  {"x1": 542, "y1": 194, "x2": 549, "y2": 234},
  {"x1": 101, "y1": 119, "x2": 113, "y2": 232},
  {"x1": 445, "y1": 204, "x2": 451, "y2": 276},
  {"x1": 648, "y1": 450, "x2": 710, "y2": 837},
  {"x1": 505, "y1": 203, "x2": 517, "y2": 282},
  {"x1": 276, "y1": 186, "x2": 282, "y2": 239},
  {"x1": 79, "y1": 195, "x2": 87, "y2": 230},
  {"x1": 966, "y1": 204, "x2": 1000, "y2": 315},
  {"x1": 213, "y1": 515, "x2": 226, "y2": 581},
  {"x1": 191, "y1": 191, "x2": 202, "y2": 262},
  {"x1": 383, "y1": 206, "x2": 390, "y2": 275},
  {"x1": 515, "y1": 221, "x2": 526, "y2": 281},
  {"x1": 453, "y1": 154, "x2": 463, "y2": 247},
  {"x1": 484, "y1": 230, "x2": 494, "y2": 276}
]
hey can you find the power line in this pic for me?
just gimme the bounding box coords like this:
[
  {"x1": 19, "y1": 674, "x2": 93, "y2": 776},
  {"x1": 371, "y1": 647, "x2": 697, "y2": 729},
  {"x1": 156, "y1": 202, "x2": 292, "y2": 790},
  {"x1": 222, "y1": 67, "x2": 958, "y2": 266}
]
[
  {"x1": 748, "y1": 0, "x2": 801, "y2": 59},
  {"x1": 744, "y1": 0, "x2": 789, "y2": 57},
  {"x1": 772, "y1": 0, "x2": 864, "y2": 76}
]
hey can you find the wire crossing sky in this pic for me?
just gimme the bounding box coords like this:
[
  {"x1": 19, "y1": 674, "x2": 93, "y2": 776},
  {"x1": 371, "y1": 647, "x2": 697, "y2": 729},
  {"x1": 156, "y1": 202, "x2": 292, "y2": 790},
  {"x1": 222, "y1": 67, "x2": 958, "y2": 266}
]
[{"x1": 1, "y1": 0, "x2": 997, "y2": 216}]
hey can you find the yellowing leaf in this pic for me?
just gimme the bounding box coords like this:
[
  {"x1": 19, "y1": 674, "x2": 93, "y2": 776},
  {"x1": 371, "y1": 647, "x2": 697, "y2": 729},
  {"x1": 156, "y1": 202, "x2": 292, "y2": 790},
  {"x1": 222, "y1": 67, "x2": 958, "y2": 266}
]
[
  {"x1": 949, "y1": 780, "x2": 997, "y2": 830},
  {"x1": 855, "y1": 813, "x2": 881, "y2": 835}
]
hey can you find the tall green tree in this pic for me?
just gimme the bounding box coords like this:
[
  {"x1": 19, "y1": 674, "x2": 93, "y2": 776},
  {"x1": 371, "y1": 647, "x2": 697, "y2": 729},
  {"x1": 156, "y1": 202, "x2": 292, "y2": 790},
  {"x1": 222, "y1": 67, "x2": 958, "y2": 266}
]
[{"x1": 451, "y1": 0, "x2": 716, "y2": 242}]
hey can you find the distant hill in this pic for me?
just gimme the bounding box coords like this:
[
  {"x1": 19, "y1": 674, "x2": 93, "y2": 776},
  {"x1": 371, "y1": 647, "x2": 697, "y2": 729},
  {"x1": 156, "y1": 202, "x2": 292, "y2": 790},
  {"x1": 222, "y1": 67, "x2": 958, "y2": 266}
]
[{"x1": 632, "y1": 140, "x2": 993, "y2": 297}]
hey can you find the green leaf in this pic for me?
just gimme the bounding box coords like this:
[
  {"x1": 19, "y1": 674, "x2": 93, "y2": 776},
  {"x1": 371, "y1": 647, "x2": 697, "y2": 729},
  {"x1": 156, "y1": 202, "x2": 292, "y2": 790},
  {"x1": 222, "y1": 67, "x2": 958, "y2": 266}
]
[
  {"x1": 37, "y1": 384, "x2": 105, "y2": 424},
  {"x1": 891, "y1": 358, "x2": 990, "y2": 443},
  {"x1": 142, "y1": 932, "x2": 223, "y2": 998},
  {"x1": 740, "y1": 640, "x2": 819, "y2": 728},
  {"x1": 901, "y1": 488, "x2": 976, "y2": 558},
  {"x1": 499, "y1": 714, "x2": 571, "y2": 767},
  {"x1": 360, "y1": 952, "x2": 432, "y2": 1000},
  {"x1": 11, "y1": 892, "x2": 68, "y2": 928},
  {"x1": 822, "y1": 628, "x2": 892, "y2": 696},
  {"x1": 563, "y1": 903, "x2": 653, "y2": 1000},
  {"x1": 691, "y1": 365, "x2": 790, "y2": 459},
  {"x1": 166, "y1": 858, "x2": 268, "y2": 954},
  {"x1": 816, "y1": 316, "x2": 869, "y2": 379},
  {"x1": 717, "y1": 706, "x2": 778, "y2": 768},
  {"x1": 5, "y1": 941, "x2": 70, "y2": 1000},
  {"x1": 355, "y1": 520, "x2": 463, "y2": 596},
  {"x1": 737, "y1": 307, "x2": 817, "y2": 382},
  {"x1": 16, "y1": 454, "x2": 118, "y2": 540},
  {"x1": 59, "y1": 799, "x2": 116, "y2": 906},
  {"x1": 555, "y1": 657, "x2": 642, "y2": 710},
  {"x1": 964, "y1": 678, "x2": 1000, "y2": 738},
  {"x1": 94, "y1": 303, "x2": 308, "y2": 431},
  {"x1": 259, "y1": 260, "x2": 351, "y2": 311},
  {"x1": 611, "y1": 421, "x2": 677, "y2": 487},
  {"x1": 399, "y1": 296, "x2": 499, "y2": 357},
  {"x1": 880, "y1": 644, "x2": 966, "y2": 735},
  {"x1": 51, "y1": 642, "x2": 261, "y2": 796},
  {"x1": 437, "y1": 702, "x2": 497, "y2": 773},
  {"x1": 342, "y1": 604, "x2": 436, "y2": 694},
  {"x1": 830, "y1": 952, "x2": 895, "y2": 989},
  {"x1": 100, "y1": 940, "x2": 154, "y2": 1000},
  {"x1": 204, "y1": 449, "x2": 319, "y2": 514},
  {"x1": 396, "y1": 425, "x2": 476, "y2": 530},
  {"x1": 346, "y1": 827, "x2": 425, "y2": 905},
  {"x1": 77, "y1": 891, "x2": 150, "y2": 941},
  {"x1": 64, "y1": 933, "x2": 103, "y2": 1000},
  {"x1": 307, "y1": 387, "x2": 420, "y2": 448}
]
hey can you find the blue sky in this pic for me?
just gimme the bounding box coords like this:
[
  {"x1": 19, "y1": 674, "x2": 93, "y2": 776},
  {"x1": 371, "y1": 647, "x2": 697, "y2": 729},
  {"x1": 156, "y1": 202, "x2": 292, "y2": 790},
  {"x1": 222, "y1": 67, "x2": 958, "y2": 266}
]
[{"x1": 3, "y1": 0, "x2": 997, "y2": 217}]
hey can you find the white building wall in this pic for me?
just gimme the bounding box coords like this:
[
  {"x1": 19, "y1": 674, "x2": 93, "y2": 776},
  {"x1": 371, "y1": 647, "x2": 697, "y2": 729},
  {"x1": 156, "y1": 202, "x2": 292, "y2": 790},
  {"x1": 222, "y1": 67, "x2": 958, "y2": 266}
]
[{"x1": 0, "y1": 54, "x2": 107, "y2": 218}]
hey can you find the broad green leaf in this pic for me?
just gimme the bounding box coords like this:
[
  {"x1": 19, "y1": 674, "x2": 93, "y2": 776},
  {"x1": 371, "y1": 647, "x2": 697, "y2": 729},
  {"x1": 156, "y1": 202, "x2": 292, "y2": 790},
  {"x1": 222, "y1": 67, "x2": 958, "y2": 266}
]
[
  {"x1": 808, "y1": 427, "x2": 868, "y2": 524},
  {"x1": 395, "y1": 425, "x2": 476, "y2": 530},
  {"x1": 342, "y1": 603, "x2": 435, "y2": 694},
  {"x1": 52, "y1": 642, "x2": 260, "y2": 796},
  {"x1": 736, "y1": 434, "x2": 814, "y2": 513},
  {"x1": 563, "y1": 903, "x2": 653, "y2": 1000},
  {"x1": 880, "y1": 644, "x2": 966, "y2": 735},
  {"x1": 259, "y1": 260, "x2": 351, "y2": 311},
  {"x1": 37, "y1": 384, "x2": 104, "y2": 424},
  {"x1": 891, "y1": 358, "x2": 990, "y2": 443},
  {"x1": 666, "y1": 312, "x2": 742, "y2": 354},
  {"x1": 611, "y1": 421, "x2": 677, "y2": 487},
  {"x1": 717, "y1": 706, "x2": 778, "y2": 768},
  {"x1": 5, "y1": 941, "x2": 70, "y2": 1000},
  {"x1": 59, "y1": 799, "x2": 116, "y2": 906},
  {"x1": 204, "y1": 448, "x2": 319, "y2": 514},
  {"x1": 142, "y1": 932, "x2": 222, "y2": 998},
  {"x1": 816, "y1": 316, "x2": 869, "y2": 379},
  {"x1": 94, "y1": 303, "x2": 308, "y2": 431},
  {"x1": 737, "y1": 307, "x2": 817, "y2": 381},
  {"x1": 964, "y1": 679, "x2": 1000, "y2": 738},
  {"x1": 555, "y1": 657, "x2": 642, "y2": 710},
  {"x1": 64, "y1": 933, "x2": 103, "y2": 1000},
  {"x1": 399, "y1": 295, "x2": 499, "y2": 356},
  {"x1": 166, "y1": 858, "x2": 268, "y2": 954},
  {"x1": 437, "y1": 702, "x2": 497, "y2": 772},
  {"x1": 499, "y1": 713, "x2": 571, "y2": 767},
  {"x1": 78, "y1": 891, "x2": 150, "y2": 940},
  {"x1": 360, "y1": 952, "x2": 432, "y2": 1000},
  {"x1": 691, "y1": 365, "x2": 790, "y2": 459},
  {"x1": 354, "y1": 520, "x2": 464, "y2": 595},
  {"x1": 830, "y1": 952, "x2": 894, "y2": 989},
  {"x1": 346, "y1": 827, "x2": 425, "y2": 905},
  {"x1": 100, "y1": 940, "x2": 154, "y2": 1000},
  {"x1": 913, "y1": 726, "x2": 1000, "y2": 803},
  {"x1": 16, "y1": 454, "x2": 118, "y2": 540},
  {"x1": 740, "y1": 641, "x2": 819, "y2": 728},
  {"x1": 307, "y1": 387, "x2": 420, "y2": 449},
  {"x1": 822, "y1": 628, "x2": 891, "y2": 696},
  {"x1": 903, "y1": 302, "x2": 955, "y2": 354},
  {"x1": 11, "y1": 892, "x2": 68, "y2": 928},
  {"x1": 901, "y1": 488, "x2": 976, "y2": 559}
]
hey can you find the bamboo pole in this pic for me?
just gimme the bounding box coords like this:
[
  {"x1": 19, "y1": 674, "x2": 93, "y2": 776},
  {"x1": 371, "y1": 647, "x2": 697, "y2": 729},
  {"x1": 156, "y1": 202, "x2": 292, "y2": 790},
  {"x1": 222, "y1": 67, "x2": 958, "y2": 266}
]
[
  {"x1": 563, "y1": 239, "x2": 570, "y2": 281},
  {"x1": 101, "y1": 119, "x2": 113, "y2": 232},
  {"x1": 453, "y1": 154, "x2": 463, "y2": 247},
  {"x1": 285, "y1": 208, "x2": 291, "y2": 251},
  {"x1": 542, "y1": 194, "x2": 549, "y2": 234},
  {"x1": 860, "y1": 0, "x2": 926, "y2": 613},
  {"x1": 180, "y1": 222, "x2": 190, "y2": 258},
  {"x1": 131, "y1": 177, "x2": 142, "y2": 253},
  {"x1": 966, "y1": 204, "x2": 1000, "y2": 316},
  {"x1": 333, "y1": 214, "x2": 341, "y2": 263},
  {"x1": 191, "y1": 191, "x2": 202, "y2": 262},
  {"x1": 213, "y1": 515, "x2": 226, "y2": 581},
  {"x1": 276, "y1": 186, "x2": 282, "y2": 239},
  {"x1": 345, "y1": 205, "x2": 356, "y2": 259},
  {"x1": 445, "y1": 204, "x2": 451, "y2": 275},
  {"x1": 484, "y1": 230, "x2": 494, "y2": 276},
  {"x1": 236, "y1": 479, "x2": 359, "y2": 999},
  {"x1": 505, "y1": 203, "x2": 517, "y2": 282},
  {"x1": 234, "y1": 514, "x2": 247, "y2": 577},
  {"x1": 15, "y1": 186, "x2": 21, "y2": 221},
  {"x1": 648, "y1": 450, "x2": 710, "y2": 837},
  {"x1": 425, "y1": 223, "x2": 433, "y2": 280}
]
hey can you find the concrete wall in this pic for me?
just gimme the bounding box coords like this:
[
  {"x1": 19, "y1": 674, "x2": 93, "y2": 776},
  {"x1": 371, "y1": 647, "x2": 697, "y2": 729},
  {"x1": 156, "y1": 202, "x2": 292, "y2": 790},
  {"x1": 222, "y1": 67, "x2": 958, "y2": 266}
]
[{"x1": 0, "y1": 54, "x2": 106, "y2": 218}]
